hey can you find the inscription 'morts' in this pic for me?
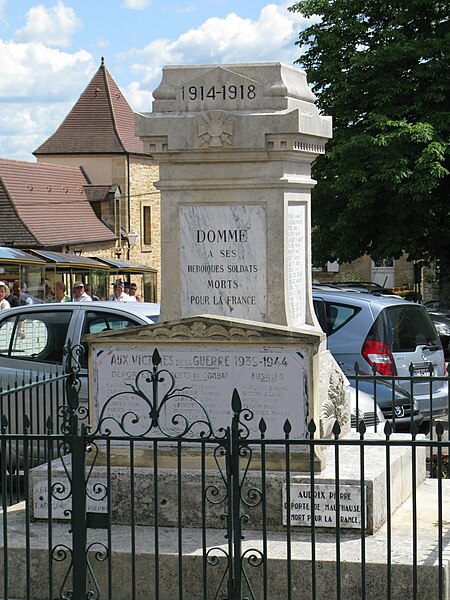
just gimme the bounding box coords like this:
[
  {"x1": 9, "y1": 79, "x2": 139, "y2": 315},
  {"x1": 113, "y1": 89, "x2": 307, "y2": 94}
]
[{"x1": 196, "y1": 229, "x2": 248, "y2": 243}]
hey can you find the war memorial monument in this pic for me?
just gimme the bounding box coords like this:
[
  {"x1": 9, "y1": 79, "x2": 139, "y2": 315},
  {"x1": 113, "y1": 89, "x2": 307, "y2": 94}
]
[{"x1": 19, "y1": 63, "x2": 445, "y2": 599}]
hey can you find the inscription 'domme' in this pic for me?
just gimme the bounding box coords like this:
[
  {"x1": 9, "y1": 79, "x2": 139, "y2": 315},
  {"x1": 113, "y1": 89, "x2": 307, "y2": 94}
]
[{"x1": 180, "y1": 205, "x2": 267, "y2": 321}]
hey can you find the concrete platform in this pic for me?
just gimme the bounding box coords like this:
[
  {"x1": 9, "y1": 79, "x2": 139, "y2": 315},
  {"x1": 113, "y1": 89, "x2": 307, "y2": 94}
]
[{"x1": 1, "y1": 478, "x2": 450, "y2": 599}]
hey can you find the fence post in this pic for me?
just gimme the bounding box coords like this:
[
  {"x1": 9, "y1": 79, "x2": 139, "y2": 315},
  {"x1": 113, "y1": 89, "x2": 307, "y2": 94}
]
[
  {"x1": 65, "y1": 343, "x2": 88, "y2": 598},
  {"x1": 71, "y1": 421, "x2": 87, "y2": 597},
  {"x1": 227, "y1": 389, "x2": 243, "y2": 599}
]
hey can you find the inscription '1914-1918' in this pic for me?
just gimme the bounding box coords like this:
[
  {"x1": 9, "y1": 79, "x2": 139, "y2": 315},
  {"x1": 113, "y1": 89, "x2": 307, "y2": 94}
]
[{"x1": 181, "y1": 85, "x2": 257, "y2": 102}]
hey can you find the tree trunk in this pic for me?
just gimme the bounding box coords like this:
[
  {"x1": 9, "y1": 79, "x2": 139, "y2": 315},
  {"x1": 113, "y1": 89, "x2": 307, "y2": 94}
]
[{"x1": 439, "y1": 244, "x2": 450, "y2": 309}]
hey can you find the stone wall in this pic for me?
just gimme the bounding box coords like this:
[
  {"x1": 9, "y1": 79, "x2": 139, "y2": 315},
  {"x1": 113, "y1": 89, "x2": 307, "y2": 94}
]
[
  {"x1": 128, "y1": 158, "x2": 161, "y2": 300},
  {"x1": 314, "y1": 255, "x2": 415, "y2": 288}
]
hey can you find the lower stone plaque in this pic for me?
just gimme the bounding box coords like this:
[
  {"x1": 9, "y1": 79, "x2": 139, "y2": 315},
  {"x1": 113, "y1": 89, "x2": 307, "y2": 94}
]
[
  {"x1": 283, "y1": 483, "x2": 367, "y2": 529},
  {"x1": 33, "y1": 477, "x2": 108, "y2": 520}
]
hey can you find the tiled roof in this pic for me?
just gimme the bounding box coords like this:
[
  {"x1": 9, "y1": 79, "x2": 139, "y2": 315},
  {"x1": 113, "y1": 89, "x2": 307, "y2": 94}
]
[
  {"x1": 84, "y1": 184, "x2": 115, "y2": 203},
  {"x1": 0, "y1": 158, "x2": 117, "y2": 247},
  {"x1": 33, "y1": 58, "x2": 145, "y2": 156},
  {"x1": 0, "y1": 184, "x2": 37, "y2": 246}
]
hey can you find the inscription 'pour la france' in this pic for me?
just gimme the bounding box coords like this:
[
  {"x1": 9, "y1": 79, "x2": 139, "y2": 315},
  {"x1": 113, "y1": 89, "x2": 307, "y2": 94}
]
[{"x1": 180, "y1": 205, "x2": 267, "y2": 321}]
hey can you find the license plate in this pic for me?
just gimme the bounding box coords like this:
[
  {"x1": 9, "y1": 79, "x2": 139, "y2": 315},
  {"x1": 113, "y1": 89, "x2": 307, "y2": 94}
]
[
  {"x1": 412, "y1": 362, "x2": 432, "y2": 377},
  {"x1": 413, "y1": 368, "x2": 431, "y2": 377}
]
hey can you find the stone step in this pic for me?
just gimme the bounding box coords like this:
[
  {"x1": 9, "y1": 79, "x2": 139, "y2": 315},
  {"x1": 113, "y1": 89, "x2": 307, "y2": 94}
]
[{"x1": 1, "y1": 478, "x2": 449, "y2": 599}]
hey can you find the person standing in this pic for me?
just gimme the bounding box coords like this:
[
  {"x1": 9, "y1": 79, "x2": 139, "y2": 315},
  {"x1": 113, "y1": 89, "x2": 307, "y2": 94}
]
[
  {"x1": 72, "y1": 282, "x2": 92, "y2": 302},
  {"x1": 9, "y1": 280, "x2": 27, "y2": 307},
  {"x1": 55, "y1": 281, "x2": 70, "y2": 302},
  {"x1": 128, "y1": 283, "x2": 142, "y2": 302},
  {"x1": 108, "y1": 281, "x2": 130, "y2": 302},
  {"x1": 0, "y1": 281, "x2": 11, "y2": 310}
]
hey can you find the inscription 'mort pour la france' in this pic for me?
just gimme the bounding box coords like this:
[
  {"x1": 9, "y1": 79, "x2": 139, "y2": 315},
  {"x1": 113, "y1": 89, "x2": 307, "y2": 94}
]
[{"x1": 180, "y1": 205, "x2": 267, "y2": 321}]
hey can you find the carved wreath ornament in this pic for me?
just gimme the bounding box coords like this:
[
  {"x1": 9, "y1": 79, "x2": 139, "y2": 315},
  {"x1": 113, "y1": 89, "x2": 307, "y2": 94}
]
[
  {"x1": 198, "y1": 111, "x2": 233, "y2": 148},
  {"x1": 137, "y1": 320, "x2": 262, "y2": 341},
  {"x1": 320, "y1": 367, "x2": 349, "y2": 438}
]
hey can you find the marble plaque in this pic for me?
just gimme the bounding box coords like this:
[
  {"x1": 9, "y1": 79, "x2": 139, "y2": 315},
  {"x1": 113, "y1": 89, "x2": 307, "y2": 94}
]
[
  {"x1": 33, "y1": 477, "x2": 108, "y2": 519},
  {"x1": 92, "y1": 344, "x2": 308, "y2": 439},
  {"x1": 283, "y1": 483, "x2": 366, "y2": 529},
  {"x1": 287, "y1": 203, "x2": 306, "y2": 326},
  {"x1": 180, "y1": 204, "x2": 267, "y2": 321}
]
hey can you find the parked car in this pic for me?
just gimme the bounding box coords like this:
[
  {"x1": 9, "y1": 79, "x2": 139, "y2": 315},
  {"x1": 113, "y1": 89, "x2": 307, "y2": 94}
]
[
  {"x1": 0, "y1": 301, "x2": 160, "y2": 470},
  {"x1": 424, "y1": 300, "x2": 443, "y2": 312},
  {"x1": 313, "y1": 287, "x2": 447, "y2": 426},
  {"x1": 427, "y1": 311, "x2": 450, "y2": 360},
  {"x1": 348, "y1": 384, "x2": 385, "y2": 432},
  {"x1": 348, "y1": 378, "x2": 423, "y2": 432},
  {"x1": 0, "y1": 301, "x2": 160, "y2": 401},
  {"x1": 323, "y1": 281, "x2": 395, "y2": 295}
]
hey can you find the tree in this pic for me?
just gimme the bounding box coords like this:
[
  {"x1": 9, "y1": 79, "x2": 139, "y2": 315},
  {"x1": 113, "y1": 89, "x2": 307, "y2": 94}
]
[{"x1": 289, "y1": 0, "x2": 450, "y2": 304}]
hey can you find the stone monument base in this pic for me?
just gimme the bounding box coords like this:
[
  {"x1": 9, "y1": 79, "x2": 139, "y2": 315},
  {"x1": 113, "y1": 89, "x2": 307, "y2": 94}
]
[
  {"x1": 3, "y1": 478, "x2": 449, "y2": 600},
  {"x1": 30, "y1": 433, "x2": 425, "y2": 536}
]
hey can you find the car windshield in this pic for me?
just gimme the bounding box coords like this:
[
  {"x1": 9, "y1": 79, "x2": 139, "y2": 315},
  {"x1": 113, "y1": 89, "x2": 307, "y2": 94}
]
[{"x1": 367, "y1": 305, "x2": 441, "y2": 352}]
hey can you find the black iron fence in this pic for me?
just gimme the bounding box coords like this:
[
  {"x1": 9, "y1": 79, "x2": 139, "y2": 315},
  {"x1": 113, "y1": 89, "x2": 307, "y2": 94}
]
[{"x1": 0, "y1": 351, "x2": 449, "y2": 599}]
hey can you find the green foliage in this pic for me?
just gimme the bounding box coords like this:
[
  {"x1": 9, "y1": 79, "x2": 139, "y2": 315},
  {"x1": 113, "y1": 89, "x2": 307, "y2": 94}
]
[{"x1": 289, "y1": 0, "x2": 450, "y2": 298}]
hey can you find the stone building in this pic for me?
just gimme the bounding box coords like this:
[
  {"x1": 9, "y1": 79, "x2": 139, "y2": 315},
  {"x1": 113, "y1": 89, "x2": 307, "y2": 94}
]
[
  {"x1": 0, "y1": 157, "x2": 117, "y2": 254},
  {"x1": 33, "y1": 58, "x2": 160, "y2": 291}
]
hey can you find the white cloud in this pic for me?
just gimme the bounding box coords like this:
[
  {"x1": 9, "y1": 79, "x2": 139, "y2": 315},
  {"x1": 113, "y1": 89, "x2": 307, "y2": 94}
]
[
  {"x1": 0, "y1": 40, "x2": 94, "y2": 101},
  {"x1": 95, "y1": 38, "x2": 110, "y2": 49},
  {"x1": 122, "y1": 2, "x2": 314, "y2": 94},
  {"x1": 0, "y1": 101, "x2": 74, "y2": 160},
  {"x1": 15, "y1": 1, "x2": 82, "y2": 48},
  {"x1": 0, "y1": 40, "x2": 95, "y2": 159},
  {"x1": 123, "y1": 81, "x2": 154, "y2": 113},
  {"x1": 0, "y1": 0, "x2": 7, "y2": 25},
  {"x1": 173, "y1": 5, "x2": 197, "y2": 14},
  {"x1": 122, "y1": 0, "x2": 151, "y2": 9}
]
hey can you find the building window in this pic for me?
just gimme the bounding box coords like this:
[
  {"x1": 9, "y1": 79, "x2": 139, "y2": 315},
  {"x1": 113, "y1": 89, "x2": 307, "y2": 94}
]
[{"x1": 143, "y1": 205, "x2": 152, "y2": 245}]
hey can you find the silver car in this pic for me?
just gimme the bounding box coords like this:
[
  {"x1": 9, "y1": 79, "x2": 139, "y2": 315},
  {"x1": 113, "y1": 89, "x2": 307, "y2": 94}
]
[
  {"x1": 0, "y1": 301, "x2": 160, "y2": 384},
  {"x1": 0, "y1": 301, "x2": 160, "y2": 469},
  {"x1": 313, "y1": 288, "x2": 447, "y2": 425}
]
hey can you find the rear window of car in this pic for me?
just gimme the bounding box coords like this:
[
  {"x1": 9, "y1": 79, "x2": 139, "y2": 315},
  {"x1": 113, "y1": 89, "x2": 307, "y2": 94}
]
[{"x1": 367, "y1": 305, "x2": 441, "y2": 352}]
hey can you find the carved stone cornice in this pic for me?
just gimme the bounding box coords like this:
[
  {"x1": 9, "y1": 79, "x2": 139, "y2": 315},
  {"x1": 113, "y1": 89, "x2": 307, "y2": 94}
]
[
  {"x1": 84, "y1": 315, "x2": 324, "y2": 349},
  {"x1": 137, "y1": 320, "x2": 261, "y2": 341}
]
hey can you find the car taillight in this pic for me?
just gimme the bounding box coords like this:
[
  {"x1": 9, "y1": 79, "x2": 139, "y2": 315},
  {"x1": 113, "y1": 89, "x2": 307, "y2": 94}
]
[{"x1": 361, "y1": 339, "x2": 397, "y2": 375}]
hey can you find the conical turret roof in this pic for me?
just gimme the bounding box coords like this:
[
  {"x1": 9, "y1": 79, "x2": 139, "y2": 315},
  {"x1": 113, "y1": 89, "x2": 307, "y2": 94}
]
[{"x1": 34, "y1": 58, "x2": 144, "y2": 156}]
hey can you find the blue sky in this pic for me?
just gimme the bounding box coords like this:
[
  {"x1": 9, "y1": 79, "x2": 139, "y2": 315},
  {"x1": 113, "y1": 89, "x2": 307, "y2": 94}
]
[{"x1": 0, "y1": 0, "x2": 314, "y2": 161}]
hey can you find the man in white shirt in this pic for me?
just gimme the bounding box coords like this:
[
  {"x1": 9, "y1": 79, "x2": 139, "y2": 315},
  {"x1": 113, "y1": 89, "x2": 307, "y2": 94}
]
[
  {"x1": 72, "y1": 282, "x2": 92, "y2": 302},
  {"x1": 108, "y1": 281, "x2": 130, "y2": 302},
  {"x1": 125, "y1": 282, "x2": 137, "y2": 302}
]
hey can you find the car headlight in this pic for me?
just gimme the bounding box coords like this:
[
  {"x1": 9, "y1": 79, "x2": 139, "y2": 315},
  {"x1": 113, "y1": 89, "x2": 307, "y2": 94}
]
[{"x1": 413, "y1": 400, "x2": 419, "y2": 412}]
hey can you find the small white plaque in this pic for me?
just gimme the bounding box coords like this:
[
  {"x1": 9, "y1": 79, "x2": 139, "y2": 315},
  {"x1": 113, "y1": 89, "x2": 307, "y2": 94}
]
[
  {"x1": 180, "y1": 205, "x2": 267, "y2": 321},
  {"x1": 283, "y1": 483, "x2": 366, "y2": 529},
  {"x1": 92, "y1": 344, "x2": 308, "y2": 439},
  {"x1": 33, "y1": 477, "x2": 108, "y2": 519}
]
